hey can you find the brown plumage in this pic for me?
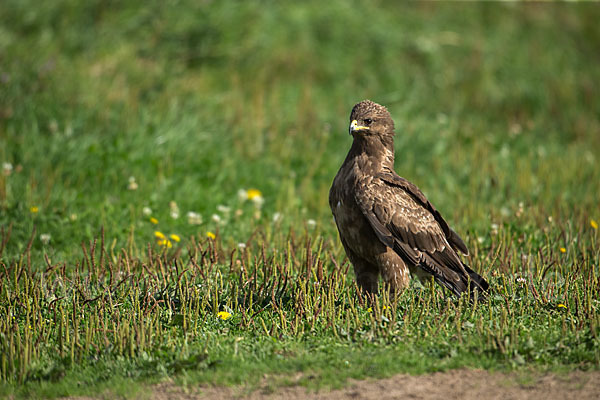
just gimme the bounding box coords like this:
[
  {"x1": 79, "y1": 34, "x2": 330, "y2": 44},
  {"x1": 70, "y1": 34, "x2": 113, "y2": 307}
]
[{"x1": 329, "y1": 100, "x2": 488, "y2": 298}]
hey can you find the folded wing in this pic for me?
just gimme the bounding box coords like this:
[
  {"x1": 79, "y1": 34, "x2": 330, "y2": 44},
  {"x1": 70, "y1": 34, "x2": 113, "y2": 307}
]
[{"x1": 355, "y1": 171, "x2": 488, "y2": 296}]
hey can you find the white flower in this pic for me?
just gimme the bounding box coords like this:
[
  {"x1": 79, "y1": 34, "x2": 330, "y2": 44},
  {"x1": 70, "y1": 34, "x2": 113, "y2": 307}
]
[
  {"x1": 477, "y1": 236, "x2": 484, "y2": 244},
  {"x1": 217, "y1": 205, "x2": 231, "y2": 214},
  {"x1": 516, "y1": 277, "x2": 527, "y2": 283},
  {"x1": 169, "y1": 201, "x2": 180, "y2": 219},
  {"x1": 40, "y1": 234, "x2": 51, "y2": 245},
  {"x1": 490, "y1": 223, "x2": 499, "y2": 235},
  {"x1": 237, "y1": 189, "x2": 248, "y2": 202},
  {"x1": 127, "y1": 176, "x2": 138, "y2": 190},
  {"x1": 251, "y1": 195, "x2": 264, "y2": 208},
  {"x1": 273, "y1": 212, "x2": 282, "y2": 223},
  {"x1": 237, "y1": 243, "x2": 247, "y2": 249},
  {"x1": 307, "y1": 219, "x2": 316, "y2": 229},
  {"x1": 187, "y1": 211, "x2": 203, "y2": 225},
  {"x1": 142, "y1": 207, "x2": 152, "y2": 216},
  {"x1": 235, "y1": 209, "x2": 243, "y2": 217},
  {"x1": 2, "y1": 162, "x2": 13, "y2": 176},
  {"x1": 211, "y1": 214, "x2": 222, "y2": 223}
]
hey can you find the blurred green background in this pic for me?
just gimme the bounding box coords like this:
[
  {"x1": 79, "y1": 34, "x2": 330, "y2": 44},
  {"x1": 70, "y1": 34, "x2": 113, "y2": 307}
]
[{"x1": 1, "y1": 0, "x2": 599, "y2": 262}]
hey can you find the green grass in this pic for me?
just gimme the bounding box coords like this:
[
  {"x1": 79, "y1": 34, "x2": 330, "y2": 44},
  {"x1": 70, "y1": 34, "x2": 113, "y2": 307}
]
[{"x1": 1, "y1": 1, "x2": 600, "y2": 398}]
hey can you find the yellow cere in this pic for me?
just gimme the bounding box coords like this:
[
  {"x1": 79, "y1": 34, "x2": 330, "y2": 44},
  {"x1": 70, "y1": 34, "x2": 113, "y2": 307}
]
[
  {"x1": 217, "y1": 311, "x2": 232, "y2": 320},
  {"x1": 560, "y1": 247, "x2": 566, "y2": 253},
  {"x1": 30, "y1": 206, "x2": 39, "y2": 213},
  {"x1": 154, "y1": 231, "x2": 166, "y2": 239},
  {"x1": 592, "y1": 219, "x2": 598, "y2": 230},
  {"x1": 169, "y1": 234, "x2": 181, "y2": 242},
  {"x1": 150, "y1": 217, "x2": 158, "y2": 224},
  {"x1": 246, "y1": 188, "x2": 262, "y2": 200},
  {"x1": 207, "y1": 231, "x2": 216, "y2": 240}
]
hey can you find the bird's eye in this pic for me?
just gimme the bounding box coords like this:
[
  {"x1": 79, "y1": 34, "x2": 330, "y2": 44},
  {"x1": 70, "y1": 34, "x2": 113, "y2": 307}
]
[{"x1": 364, "y1": 118, "x2": 373, "y2": 125}]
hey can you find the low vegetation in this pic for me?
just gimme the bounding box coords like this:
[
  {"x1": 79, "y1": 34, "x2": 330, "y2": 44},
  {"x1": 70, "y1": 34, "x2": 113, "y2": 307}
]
[{"x1": 1, "y1": 1, "x2": 599, "y2": 398}]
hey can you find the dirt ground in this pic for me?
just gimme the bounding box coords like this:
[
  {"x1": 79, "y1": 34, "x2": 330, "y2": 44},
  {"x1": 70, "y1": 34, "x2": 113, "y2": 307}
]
[{"x1": 128, "y1": 369, "x2": 600, "y2": 400}]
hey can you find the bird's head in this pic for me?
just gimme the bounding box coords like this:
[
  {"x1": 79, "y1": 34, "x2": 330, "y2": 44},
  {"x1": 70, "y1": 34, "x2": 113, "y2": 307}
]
[{"x1": 349, "y1": 100, "x2": 395, "y2": 140}]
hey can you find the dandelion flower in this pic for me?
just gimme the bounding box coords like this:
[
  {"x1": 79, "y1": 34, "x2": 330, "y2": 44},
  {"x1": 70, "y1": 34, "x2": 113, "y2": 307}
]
[
  {"x1": 560, "y1": 247, "x2": 566, "y2": 253},
  {"x1": 247, "y1": 188, "x2": 262, "y2": 200},
  {"x1": 207, "y1": 231, "x2": 216, "y2": 240},
  {"x1": 142, "y1": 207, "x2": 152, "y2": 216},
  {"x1": 157, "y1": 239, "x2": 172, "y2": 248},
  {"x1": 30, "y1": 206, "x2": 39, "y2": 214},
  {"x1": 187, "y1": 211, "x2": 202, "y2": 225},
  {"x1": 217, "y1": 311, "x2": 232, "y2": 320},
  {"x1": 40, "y1": 233, "x2": 51, "y2": 245},
  {"x1": 591, "y1": 219, "x2": 598, "y2": 230},
  {"x1": 149, "y1": 217, "x2": 158, "y2": 224},
  {"x1": 367, "y1": 307, "x2": 373, "y2": 313},
  {"x1": 169, "y1": 234, "x2": 181, "y2": 242},
  {"x1": 154, "y1": 231, "x2": 166, "y2": 240}
]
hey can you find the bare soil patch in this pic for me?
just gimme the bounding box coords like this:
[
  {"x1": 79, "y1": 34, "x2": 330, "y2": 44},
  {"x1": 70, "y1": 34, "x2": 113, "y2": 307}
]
[{"x1": 69, "y1": 369, "x2": 600, "y2": 399}]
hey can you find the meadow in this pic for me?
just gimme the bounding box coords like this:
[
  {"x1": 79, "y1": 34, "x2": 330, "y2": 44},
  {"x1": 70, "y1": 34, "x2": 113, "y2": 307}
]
[{"x1": 1, "y1": 1, "x2": 599, "y2": 398}]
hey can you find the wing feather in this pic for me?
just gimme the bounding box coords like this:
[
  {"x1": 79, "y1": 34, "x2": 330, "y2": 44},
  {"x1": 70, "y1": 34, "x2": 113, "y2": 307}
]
[{"x1": 355, "y1": 171, "x2": 487, "y2": 296}]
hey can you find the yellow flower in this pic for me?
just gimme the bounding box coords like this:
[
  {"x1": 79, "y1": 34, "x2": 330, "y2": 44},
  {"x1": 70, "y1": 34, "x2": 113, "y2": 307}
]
[
  {"x1": 157, "y1": 239, "x2": 172, "y2": 248},
  {"x1": 560, "y1": 247, "x2": 566, "y2": 253},
  {"x1": 150, "y1": 217, "x2": 158, "y2": 224},
  {"x1": 246, "y1": 188, "x2": 262, "y2": 200},
  {"x1": 30, "y1": 206, "x2": 39, "y2": 214},
  {"x1": 217, "y1": 311, "x2": 232, "y2": 320},
  {"x1": 206, "y1": 231, "x2": 216, "y2": 240},
  {"x1": 154, "y1": 231, "x2": 166, "y2": 240},
  {"x1": 557, "y1": 303, "x2": 567, "y2": 309},
  {"x1": 367, "y1": 306, "x2": 387, "y2": 313},
  {"x1": 169, "y1": 234, "x2": 181, "y2": 242},
  {"x1": 591, "y1": 219, "x2": 598, "y2": 230}
]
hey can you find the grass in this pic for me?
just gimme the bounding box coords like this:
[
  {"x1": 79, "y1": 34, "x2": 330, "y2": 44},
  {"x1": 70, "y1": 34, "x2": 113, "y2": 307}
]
[{"x1": 1, "y1": 0, "x2": 600, "y2": 398}]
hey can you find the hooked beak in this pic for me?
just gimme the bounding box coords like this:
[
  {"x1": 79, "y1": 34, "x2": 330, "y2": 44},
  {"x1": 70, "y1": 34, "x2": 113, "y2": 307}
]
[{"x1": 349, "y1": 120, "x2": 369, "y2": 135}]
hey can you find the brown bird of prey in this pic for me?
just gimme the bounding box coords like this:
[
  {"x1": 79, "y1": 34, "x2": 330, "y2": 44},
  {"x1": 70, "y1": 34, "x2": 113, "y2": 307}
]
[{"x1": 329, "y1": 100, "x2": 488, "y2": 298}]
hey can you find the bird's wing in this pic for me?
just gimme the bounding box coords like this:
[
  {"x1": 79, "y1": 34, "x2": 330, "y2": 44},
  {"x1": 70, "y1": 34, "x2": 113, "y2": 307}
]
[
  {"x1": 355, "y1": 171, "x2": 484, "y2": 295},
  {"x1": 376, "y1": 171, "x2": 469, "y2": 255}
]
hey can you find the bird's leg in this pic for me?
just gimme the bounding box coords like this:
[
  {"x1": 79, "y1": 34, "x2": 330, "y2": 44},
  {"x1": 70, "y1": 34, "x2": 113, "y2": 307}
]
[
  {"x1": 377, "y1": 250, "x2": 411, "y2": 293},
  {"x1": 353, "y1": 261, "x2": 380, "y2": 295}
]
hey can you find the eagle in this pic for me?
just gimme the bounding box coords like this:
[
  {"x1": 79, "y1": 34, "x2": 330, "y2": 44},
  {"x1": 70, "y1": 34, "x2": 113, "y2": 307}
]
[{"x1": 329, "y1": 100, "x2": 488, "y2": 298}]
